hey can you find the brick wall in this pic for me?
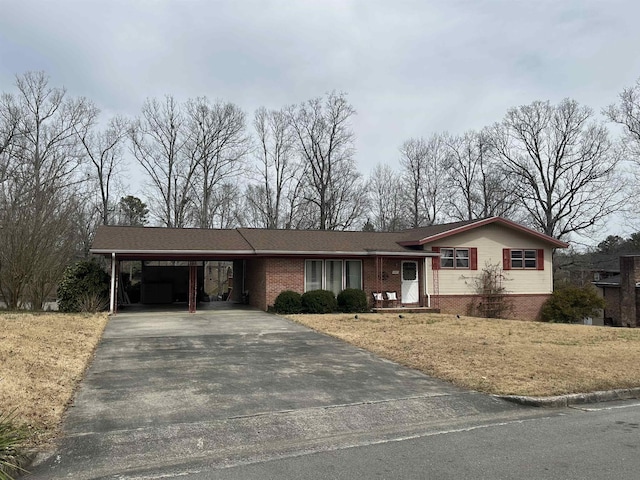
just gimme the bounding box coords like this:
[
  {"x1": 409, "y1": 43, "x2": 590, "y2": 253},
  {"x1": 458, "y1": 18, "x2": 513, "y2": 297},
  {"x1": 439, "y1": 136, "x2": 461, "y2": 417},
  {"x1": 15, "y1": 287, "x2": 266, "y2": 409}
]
[
  {"x1": 435, "y1": 293, "x2": 551, "y2": 321},
  {"x1": 244, "y1": 258, "x2": 267, "y2": 310},
  {"x1": 619, "y1": 256, "x2": 640, "y2": 327},
  {"x1": 249, "y1": 256, "x2": 427, "y2": 311},
  {"x1": 364, "y1": 258, "x2": 404, "y2": 305},
  {"x1": 602, "y1": 287, "x2": 621, "y2": 325},
  {"x1": 263, "y1": 257, "x2": 305, "y2": 310}
]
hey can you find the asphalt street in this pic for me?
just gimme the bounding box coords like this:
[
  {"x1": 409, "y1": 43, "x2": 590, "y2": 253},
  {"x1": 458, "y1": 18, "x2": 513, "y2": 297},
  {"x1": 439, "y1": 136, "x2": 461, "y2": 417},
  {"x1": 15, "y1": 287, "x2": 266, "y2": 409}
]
[
  {"x1": 177, "y1": 400, "x2": 640, "y2": 480},
  {"x1": 26, "y1": 305, "x2": 640, "y2": 479}
]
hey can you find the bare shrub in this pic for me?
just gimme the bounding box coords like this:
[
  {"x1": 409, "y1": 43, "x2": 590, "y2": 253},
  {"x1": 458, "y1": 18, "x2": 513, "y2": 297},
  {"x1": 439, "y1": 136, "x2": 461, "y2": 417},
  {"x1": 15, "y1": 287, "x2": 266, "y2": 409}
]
[
  {"x1": 76, "y1": 292, "x2": 109, "y2": 313},
  {"x1": 465, "y1": 263, "x2": 513, "y2": 319}
]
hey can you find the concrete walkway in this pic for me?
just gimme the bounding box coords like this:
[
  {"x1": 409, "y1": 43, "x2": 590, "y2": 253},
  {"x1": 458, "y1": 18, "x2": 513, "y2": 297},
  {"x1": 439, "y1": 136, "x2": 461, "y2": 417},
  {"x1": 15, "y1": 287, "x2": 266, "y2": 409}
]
[{"x1": 28, "y1": 306, "x2": 542, "y2": 479}]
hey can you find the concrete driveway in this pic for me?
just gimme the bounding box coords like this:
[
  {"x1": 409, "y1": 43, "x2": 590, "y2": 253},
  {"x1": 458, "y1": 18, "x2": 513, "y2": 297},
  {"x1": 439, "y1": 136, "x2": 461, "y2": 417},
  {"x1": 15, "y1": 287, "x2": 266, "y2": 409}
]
[{"x1": 29, "y1": 305, "x2": 541, "y2": 479}]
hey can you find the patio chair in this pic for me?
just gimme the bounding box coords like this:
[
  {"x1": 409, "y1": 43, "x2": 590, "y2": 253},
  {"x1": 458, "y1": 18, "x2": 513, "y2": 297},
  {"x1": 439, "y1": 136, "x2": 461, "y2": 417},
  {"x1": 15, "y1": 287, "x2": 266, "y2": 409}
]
[
  {"x1": 385, "y1": 291, "x2": 399, "y2": 308},
  {"x1": 372, "y1": 292, "x2": 384, "y2": 308}
]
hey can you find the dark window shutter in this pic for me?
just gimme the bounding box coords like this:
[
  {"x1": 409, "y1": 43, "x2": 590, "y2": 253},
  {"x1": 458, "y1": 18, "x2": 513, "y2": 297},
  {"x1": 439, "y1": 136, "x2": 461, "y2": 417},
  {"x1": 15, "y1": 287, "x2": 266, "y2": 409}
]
[
  {"x1": 432, "y1": 247, "x2": 440, "y2": 270},
  {"x1": 470, "y1": 248, "x2": 478, "y2": 270},
  {"x1": 537, "y1": 249, "x2": 544, "y2": 270},
  {"x1": 503, "y1": 248, "x2": 511, "y2": 270}
]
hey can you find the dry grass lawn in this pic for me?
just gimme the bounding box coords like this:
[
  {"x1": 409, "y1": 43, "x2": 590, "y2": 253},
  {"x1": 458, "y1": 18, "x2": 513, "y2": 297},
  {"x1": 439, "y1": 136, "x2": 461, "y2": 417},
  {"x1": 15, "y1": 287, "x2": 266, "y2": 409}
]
[
  {"x1": 0, "y1": 312, "x2": 108, "y2": 445},
  {"x1": 289, "y1": 313, "x2": 640, "y2": 397}
]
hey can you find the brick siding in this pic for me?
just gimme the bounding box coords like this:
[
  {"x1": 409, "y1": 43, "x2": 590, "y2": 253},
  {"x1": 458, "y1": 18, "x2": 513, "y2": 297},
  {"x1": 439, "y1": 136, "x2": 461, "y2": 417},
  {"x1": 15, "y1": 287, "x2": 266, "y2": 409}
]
[
  {"x1": 245, "y1": 256, "x2": 426, "y2": 310},
  {"x1": 435, "y1": 293, "x2": 551, "y2": 321}
]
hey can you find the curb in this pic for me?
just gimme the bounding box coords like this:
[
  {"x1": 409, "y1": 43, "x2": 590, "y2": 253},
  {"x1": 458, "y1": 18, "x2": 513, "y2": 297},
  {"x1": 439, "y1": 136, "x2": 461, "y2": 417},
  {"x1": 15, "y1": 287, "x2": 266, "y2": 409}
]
[{"x1": 496, "y1": 387, "x2": 640, "y2": 408}]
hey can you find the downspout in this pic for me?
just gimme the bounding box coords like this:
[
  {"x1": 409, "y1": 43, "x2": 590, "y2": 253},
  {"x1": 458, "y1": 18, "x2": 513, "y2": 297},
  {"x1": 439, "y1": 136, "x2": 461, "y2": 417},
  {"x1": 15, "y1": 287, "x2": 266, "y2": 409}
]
[{"x1": 109, "y1": 252, "x2": 117, "y2": 315}]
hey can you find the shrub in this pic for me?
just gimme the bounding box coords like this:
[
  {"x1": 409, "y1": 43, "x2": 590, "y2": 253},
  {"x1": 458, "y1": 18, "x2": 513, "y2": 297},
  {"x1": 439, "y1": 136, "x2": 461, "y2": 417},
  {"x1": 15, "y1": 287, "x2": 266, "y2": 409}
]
[
  {"x1": 57, "y1": 260, "x2": 110, "y2": 313},
  {"x1": 466, "y1": 263, "x2": 513, "y2": 319},
  {"x1": 301, "y1": 290, "x2": 337, "y2": 314},
  {"x1": 76, "y1": 292, "x2": 110, "y2": 313},
  {"x1": 337, "y1": 288, "x2": 368, "y2": 313},
  {"x1": 540, "y1": 285, "x2": 605, "y2": 323},
  {"x1": 0, "y1": 410, "x2": 29, "y2": 480},
  {"x1": 273, "y1": 290, "x2": 303, "y2": 314}
]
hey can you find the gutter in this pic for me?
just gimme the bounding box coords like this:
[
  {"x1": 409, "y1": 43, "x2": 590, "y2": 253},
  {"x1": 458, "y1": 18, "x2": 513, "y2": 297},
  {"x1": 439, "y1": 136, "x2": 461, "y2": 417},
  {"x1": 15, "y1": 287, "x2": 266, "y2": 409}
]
[
  {"x1": 90, "y1": 248, "x2": 439, "y2": 258},
  {"x1": 90, "y1": 249, "x2": 256, "y2": 255}
]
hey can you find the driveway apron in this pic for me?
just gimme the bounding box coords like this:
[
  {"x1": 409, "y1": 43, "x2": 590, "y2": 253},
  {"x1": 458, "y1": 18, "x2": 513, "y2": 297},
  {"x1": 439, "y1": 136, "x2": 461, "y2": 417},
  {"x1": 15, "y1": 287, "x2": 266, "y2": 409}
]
[{"x1": 28, "y1": 306, "x2": 534, "y2": 479}]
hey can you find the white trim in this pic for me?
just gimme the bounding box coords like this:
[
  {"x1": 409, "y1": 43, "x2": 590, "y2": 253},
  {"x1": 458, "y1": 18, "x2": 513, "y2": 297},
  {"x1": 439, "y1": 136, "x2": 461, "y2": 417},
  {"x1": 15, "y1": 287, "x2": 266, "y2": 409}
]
[
  {"x1": 109, "y1": 253, "x2": 116, "y2": 314},
  {"x1": 91, "y1": 249, "x2": 255, "y2": 255},
  {"x1": 401, "y1": 260, "x2": 420, "y2": 304},
  {"x1": 424, "y1": 258, "x2": 430, "y2": 308},
  {"x1": 91, "y1": 248, "x2": 439, "y2": 258}
]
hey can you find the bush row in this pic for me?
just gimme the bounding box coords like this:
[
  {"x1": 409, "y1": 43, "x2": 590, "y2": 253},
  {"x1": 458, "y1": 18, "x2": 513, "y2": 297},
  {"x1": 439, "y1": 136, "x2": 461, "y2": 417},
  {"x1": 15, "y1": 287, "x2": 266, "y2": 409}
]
[{"x1": 273, "y1": 288, "x2": 368, "y2": 314}]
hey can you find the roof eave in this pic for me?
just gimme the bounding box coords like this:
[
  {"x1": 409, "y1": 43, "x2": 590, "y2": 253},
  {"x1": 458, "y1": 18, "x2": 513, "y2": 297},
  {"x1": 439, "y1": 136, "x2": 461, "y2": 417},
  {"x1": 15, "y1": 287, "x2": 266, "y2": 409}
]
[
  {"x1": 90, "y1": 248, "x2": 438, "y2": 258},
  {"x1": 90, "y1": 249, "x2": 256, "y2": 256}
]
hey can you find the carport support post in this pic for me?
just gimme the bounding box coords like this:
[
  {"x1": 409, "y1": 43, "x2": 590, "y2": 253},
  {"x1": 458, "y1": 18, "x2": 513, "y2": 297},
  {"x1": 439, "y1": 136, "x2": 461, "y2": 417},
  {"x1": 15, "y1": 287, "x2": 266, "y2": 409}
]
[
  {"x1": 109, "y1": 252, "x2": 117, "y2": 315},
  {"x1": 188, "y1": 262, "x2": 197, "y2": 314}
]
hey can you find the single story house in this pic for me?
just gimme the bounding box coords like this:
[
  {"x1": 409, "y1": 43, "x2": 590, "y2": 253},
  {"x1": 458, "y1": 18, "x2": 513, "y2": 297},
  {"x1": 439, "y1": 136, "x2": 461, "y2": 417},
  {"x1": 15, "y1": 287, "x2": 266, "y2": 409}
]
[{"x1": 90, "y1": 216, "x2": 568, "y2": 319}]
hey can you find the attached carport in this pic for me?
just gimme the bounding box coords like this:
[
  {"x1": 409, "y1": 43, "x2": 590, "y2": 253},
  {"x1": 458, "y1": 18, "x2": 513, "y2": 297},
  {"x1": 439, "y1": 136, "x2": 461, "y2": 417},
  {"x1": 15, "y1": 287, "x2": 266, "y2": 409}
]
[{"x1": 91, "y1": 226, "x2": 257, "y2": 314}]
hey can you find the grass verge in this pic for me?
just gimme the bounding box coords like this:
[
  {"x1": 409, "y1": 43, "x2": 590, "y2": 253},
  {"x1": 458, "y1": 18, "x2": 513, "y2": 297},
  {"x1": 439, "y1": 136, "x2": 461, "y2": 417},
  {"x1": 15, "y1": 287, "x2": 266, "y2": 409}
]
[
  {"x1": 288, "y1": 313, "x2": 640, "y2": 397},
  {"x1": 0, "y1": 312, "x2": 108, "y2": 447}
]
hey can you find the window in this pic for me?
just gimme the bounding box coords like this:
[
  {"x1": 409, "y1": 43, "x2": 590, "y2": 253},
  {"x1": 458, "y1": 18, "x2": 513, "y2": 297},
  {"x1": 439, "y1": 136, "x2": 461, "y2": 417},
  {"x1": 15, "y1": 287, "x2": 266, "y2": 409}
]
[
  {"x1": 440, "y1": 248, "x2": 454, "y2": 268},
  {"x1": 403, "y1": 261, "x2": 417, "y2": 280},
  {"x1": 456, "y1": 249, "x2": 470, "y2": 268},
  {"x1": 305, "y1": 260, "x2": 323, "y2": 291},
  {"x1": 440, "y1": 248, "x2": 471, "y2": 269},
  {"x1": 503, "y1": 249, "x2": 543, "y2": 270},
  {"x1": 510, "y1": 249, "x2": 537, "y2": 269},
  {"x1": 325, "y1": 260, "x2": 343, "y2": 296},
  {"x1": 345, "y1": 260, "x2": 362, "y2": 289},
  {"x1": 304, "y1": 259, "x2": 363, "y2": 292}
]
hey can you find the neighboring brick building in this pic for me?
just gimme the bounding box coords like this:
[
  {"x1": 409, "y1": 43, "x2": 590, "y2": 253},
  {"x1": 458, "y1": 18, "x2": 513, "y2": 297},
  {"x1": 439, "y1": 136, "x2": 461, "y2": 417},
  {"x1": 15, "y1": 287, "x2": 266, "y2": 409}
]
[
  {"x1": 593, "y1": 255, "x2": 640, "y2": 327},
  {"x1": 91, "y1": 217, "x2": 568, "y2": 320}
]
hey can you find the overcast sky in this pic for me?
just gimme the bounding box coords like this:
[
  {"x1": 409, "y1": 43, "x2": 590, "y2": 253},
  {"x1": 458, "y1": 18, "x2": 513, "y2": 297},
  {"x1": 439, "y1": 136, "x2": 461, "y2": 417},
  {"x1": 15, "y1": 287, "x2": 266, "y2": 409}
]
[{"x1": 2, "y1": 0, "x2": 640, "y2": 224}]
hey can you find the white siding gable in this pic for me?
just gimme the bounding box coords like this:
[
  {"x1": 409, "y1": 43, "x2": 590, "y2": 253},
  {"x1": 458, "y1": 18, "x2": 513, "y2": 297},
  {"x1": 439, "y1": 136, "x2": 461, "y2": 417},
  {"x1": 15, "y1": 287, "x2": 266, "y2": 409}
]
[{"x1": 424, "y1": 223, "x2": 554, "y2": 295}]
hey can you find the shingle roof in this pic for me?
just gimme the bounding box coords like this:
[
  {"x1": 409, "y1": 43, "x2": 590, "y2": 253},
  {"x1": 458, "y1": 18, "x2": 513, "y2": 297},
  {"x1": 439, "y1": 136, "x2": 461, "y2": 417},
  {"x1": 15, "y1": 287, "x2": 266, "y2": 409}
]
[
  {"x1": 399, "y1": 219, "x2": 481, "y2": 243},
  {"x1": 236, "y1": 228, "x2": 409, "y2": 254},
  {"x1": 91, "y1": 226, "x2": 253, "y2": 253},
  {"x1": 91, "y1": 225, "x2": 421, "y2": 257},
  {"x1": 90, "y1": 216, "x2": 568, "y2": 258}
]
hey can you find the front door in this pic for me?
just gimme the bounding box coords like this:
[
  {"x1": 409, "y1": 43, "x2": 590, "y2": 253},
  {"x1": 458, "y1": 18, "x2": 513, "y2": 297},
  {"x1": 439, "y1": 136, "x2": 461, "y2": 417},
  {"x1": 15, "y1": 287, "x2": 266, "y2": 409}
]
[{"x1": 401, "y1": 261, "x2": 419, "y2": 304}]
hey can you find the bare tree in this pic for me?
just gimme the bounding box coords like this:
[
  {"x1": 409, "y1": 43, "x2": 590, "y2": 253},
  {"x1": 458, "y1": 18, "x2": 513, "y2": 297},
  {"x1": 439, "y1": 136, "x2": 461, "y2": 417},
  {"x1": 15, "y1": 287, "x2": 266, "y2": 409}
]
[
  {"x1": 367, "y1": 163, "x2": 407, "y2": 231},
  {"x1": 287, "y1": 92, "x2": 366, "y2": 230},
  {"x1": 605, "y1": 78, "x2": 640, "y2": 227},
  {"x1": 399, "y1": 134, "x2": 448, "y2": 227},
  {"x1": 130, "y1": 96, "x2": 194, "y2": 228},
  {"x1": 208, "y1": 180, "x2": 243, "y2": 228},
  {"x1": 444, "y1": 130, "x2": 518, "y2": 221},
  {"x1": 184, "y1": 98, "x2": 249, "y2": 228},
  {"x1": 490, "y1": 99, "x2": 625, "y2": 240},
  {"x1": 78, "y1": 115, "x2": 128, "y2": 225},
  {"x1": 0, "y1": 92, "x2": 20, "y2": 182},
  {"x1": 246, "y1": 106, "x2": 300, "y2": 228},
  {"x1": 606, "y1": 77, "x2": 640, "y2": 158},
  {"x1": 0, "y1": 71, "x2": 96, "y2": 309}
]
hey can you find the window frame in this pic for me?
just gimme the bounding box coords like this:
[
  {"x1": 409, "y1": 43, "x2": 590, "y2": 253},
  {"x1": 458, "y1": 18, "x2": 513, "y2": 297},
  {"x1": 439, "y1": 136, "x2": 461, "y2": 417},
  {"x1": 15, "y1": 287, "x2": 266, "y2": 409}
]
[
  {"x1": 439, "y1": 247, "x2": 471, "y2": 270},
  {"x1": 304, "y1": 259, "x2": 324, "y2": 292},
  {"x1": 504, "y1": 248, "x2": 544, "y2": 270},
  {"x1": 304, "y1": 259, "x2": 363, "y2": 292},
  {"x1": 510, "y1": 249, "x2": 538, "y2": 270}
]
